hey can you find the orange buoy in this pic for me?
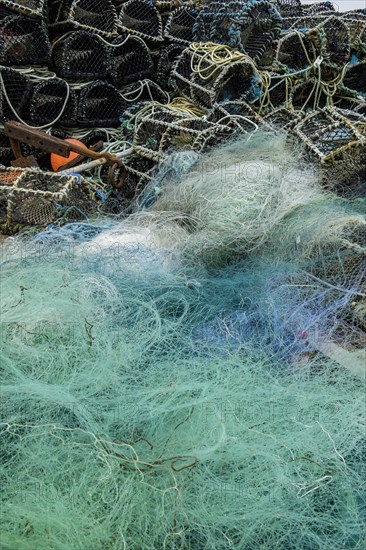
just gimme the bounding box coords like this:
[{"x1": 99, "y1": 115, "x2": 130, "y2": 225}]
[{"x1": 50, "y1": 138, "x2": 87, "y2": 171}]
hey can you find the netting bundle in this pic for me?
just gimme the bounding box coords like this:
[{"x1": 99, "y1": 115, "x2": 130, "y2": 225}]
[
  {"x1": 77, "y1": 81, "x2": 125, "y2": 127},
  {"x1": 0, "y1": 66, "x2": 33, "y2": 123},
  {"x1": 171, "y1": 42, "x2": 258, "y2": 110},
  {"x1": 164, "y1": 6, "x2": 197, "y2": 45},
  {"x1": 49, "y1": 0, "x2": 118, "y2": 37},
  {"x1": 0, "y1": 0, "x2": 45, "y2": 17},
  {"x1": 0, "y1": 167, "x2": 96, "y2": 233},
  {"x1": 0, "y1": 129, "x2": 365, "y2": 549},
  {"x1": 117, "y1": 0, "x2": 163, "y2": 42},
  {"x1": 0, "y1": 14, "x2": 51, "y2": 66}
]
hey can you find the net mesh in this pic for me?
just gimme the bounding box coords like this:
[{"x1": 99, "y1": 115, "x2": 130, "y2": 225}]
[
  {"x1": 0, "y1": 166, "x2": 97, "y2": 232},
  {"x1": 117, "y1": 0, "x2": 163, "y2": 42},
  {"x1": 0, "y1": 14, "x2": 51, "y2": 66}
]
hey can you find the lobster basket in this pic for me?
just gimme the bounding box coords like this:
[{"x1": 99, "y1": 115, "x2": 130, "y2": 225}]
[
  {"x1": 0, "y1": 0, "x2": 45, "y2": 17},
  {"x1": 276, "y1": 29, "x2": 320, "y2": 72},
  {"x1": 290, "y1": 79, "x2": 328, "y2": 111},
  {"x1": 29, "y1": 78, "x2": 78, "y2": 127},
  {"x1": 209, "y1": 100, "x2": 262, "y2": 133},
  {"x1": 171, "y1": 43, "x2": 257, "y2": 110},
  {"x1": 0, "y1": 14, "x2": 51, "y2": 66},
  {"x1": 194, "y1": 0, "x2": 283, "y2": 64},
  {"x1": 121, "y1": 79, "x2": 170, "y2": 105},
  {"x1": 316, "y1": 15, "x2": 351, "y2": 68},
  {"x1": 77, "y1": 81, "x2": 125, "y2": 127},
  {"x1": 292, "y1": 107, "x2": 366, "y2": 167},
  {"x1": 164, "y1": 6, "x2": 197, "y2": 45},
  {"x1": 0, "y1": 67, "x2": 33, "y2": 123},
  {"x1": 156, "y1": 44, "x2": 184, "y2": 88},
  {"x1": 108, "y1": 35, "x2": 153, "y2": 87},
  {"x1": 0, "y1": 167, "x2": 96, "y2": 233},
  {"x1": 117, "y1": 0, "x2": 163, "y2": 42},
  {"x1": 0, "y1": 125, "x2": 13, "y2": 166},
  {"x1": 99, "y1": 156, "x2": 156, "y2": 215},
  {"x1": 52, "y1": 31, "x2": 110, "y2": 80},
  {"x1": 262, "y1": 106, "x2": 302, "y2": 129},
  {"x1": 134, "y1": 107, "x2": 231, "y2": 160},
  {"x1": 49, "y1": 0, "x2": 118, "y2": 37},
  {"x1": 303, "y1": 2, "x2": 335, "y2": 16},
  {"x1": 275, "y1": 0, "x2": 303, "y2": 18},
  {"x1": 343, "y1": 61, "x2": 366, "y2": 97}
]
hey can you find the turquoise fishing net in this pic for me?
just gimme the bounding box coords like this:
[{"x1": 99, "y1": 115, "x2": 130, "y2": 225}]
[{"x1": 1, "y1": 131, "x2": 365, "y2": 549}]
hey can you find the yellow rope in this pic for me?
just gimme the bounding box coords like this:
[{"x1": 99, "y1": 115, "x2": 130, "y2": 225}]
[
  {"x1": 188, "y1": 42, "x2": 252, "y2": 81},
  {"x1": 165, "y1": 98, "x2": 205, "y2": 117}
]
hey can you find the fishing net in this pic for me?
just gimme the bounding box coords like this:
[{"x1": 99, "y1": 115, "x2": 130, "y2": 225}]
[
  {"x1": 0, "y1": 129, "x2": 365, "y2": 549},
  {"x1": 29, "y1": 78, "x2": 78, "y2": 128},
  {"x1": 193, "y1": 0, "x2": 283, "y2": 65},
  {"x1": 0, "y1": 124, "x2": 13, "y2": 166},
  {"x1": 117, "y1": 0, "x2": 163, "y2": 42},
  {"x1": 289, "y1": 78, "x2": 327, "y2": 111},
  {"x1": 164, "y1": 6, "x2": 197, "y2": 45},
  {"x1": 0, "y1": 67, "x2": 33, "y2": 124},
  {"x1": 0, "y1": 0, "x2": 45, "y2": 17},
  {"x1": 49, "y1": 0, "x2": 118, "y2": 37},
  {"x1": 171, "y1": 42, "x2": 258, "y2": 110},
  {"x1": 0, "y1": 14, "x2": 51, "y2": 66},
  {"x1": 0, "y1": 166, "x2": 97, "y2": 233}
]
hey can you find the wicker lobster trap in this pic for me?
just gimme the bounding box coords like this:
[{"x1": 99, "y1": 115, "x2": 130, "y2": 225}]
[
  {"x1": 132, "y1": 104, "x2": 232, "y2": 161},
  {"x1": 0, "y1": 0, "x2": 45, "y2": 17},
  {"x1": 117, "y1": 0, "x2": 163, "y2": 42},
  {"x1": 0, "y1": 14, "x2": 51, "y2": 66},
  {"x1": 0, "y1": 167, "x2": 97, "y2": 233},
  {"x1": 171, "y1": 42, "x2": 258, "y2": 110},
  {"x1": 164, "y1": 6, "x2": 197, "y2": 45},
  {"x1": 49, "y1": 0, "x2": 118, "y2": 37},
  {"x1": 193, "y1": 0, "x2": 283, "y2": 65},
  {"x1": 52, "y1": 32, "x2": 153, "y2": 86},
  {"x1": 292, "y1": 107, "x2": 366, "y2": 163},
  {"x1": 0, "y1": 67, "x2": 33, "y2": 124}
]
